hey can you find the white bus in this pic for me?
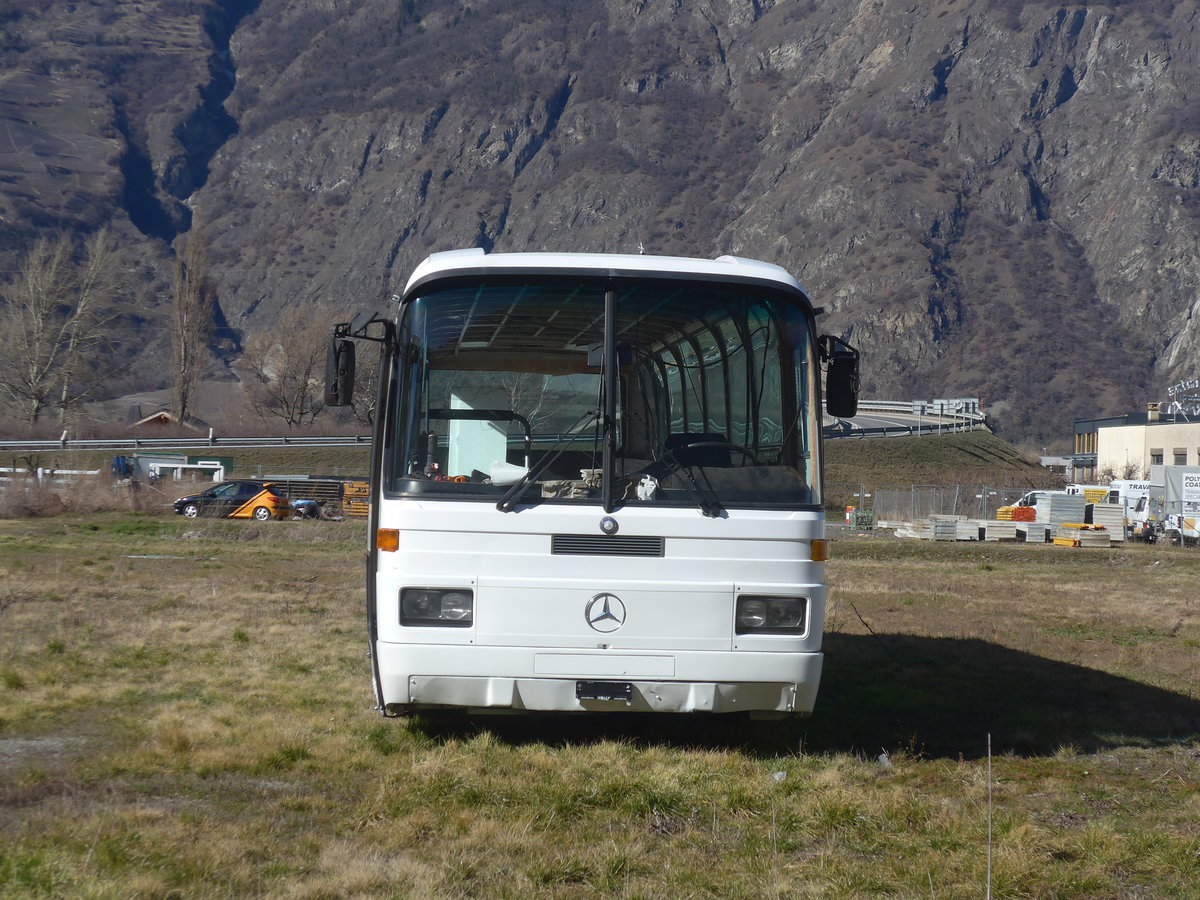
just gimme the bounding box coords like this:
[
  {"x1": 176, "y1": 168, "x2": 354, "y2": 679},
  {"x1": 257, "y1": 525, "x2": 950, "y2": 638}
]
[{"x1": 326, "y1": 249, "x2": 859, "y2": 718}]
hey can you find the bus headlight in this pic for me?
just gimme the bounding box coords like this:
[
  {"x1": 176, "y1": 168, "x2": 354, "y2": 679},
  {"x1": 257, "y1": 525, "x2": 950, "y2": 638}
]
[
  {"x1": 735, "y1": 595, "x2": 806, "y2": 634},
  {"x1": 401, "y1": 588, "x2": 473, "y2": 627}
]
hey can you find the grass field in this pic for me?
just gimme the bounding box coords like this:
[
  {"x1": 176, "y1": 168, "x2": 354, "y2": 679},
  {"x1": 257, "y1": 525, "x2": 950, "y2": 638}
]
[{"x1": 1, "y1": 514, "x2": 1198, "y2": 898}]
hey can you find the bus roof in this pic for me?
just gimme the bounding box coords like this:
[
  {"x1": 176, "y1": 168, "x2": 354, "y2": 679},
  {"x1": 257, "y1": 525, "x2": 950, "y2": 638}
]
[{"x1": 403, "y1": 248, "x2": 810, "y2": 299}]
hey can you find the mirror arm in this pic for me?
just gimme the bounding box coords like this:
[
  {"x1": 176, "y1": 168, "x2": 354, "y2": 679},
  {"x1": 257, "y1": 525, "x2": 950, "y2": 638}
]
[{"x1": 818, "y1": 334, "x2": 858, "y2": 368}]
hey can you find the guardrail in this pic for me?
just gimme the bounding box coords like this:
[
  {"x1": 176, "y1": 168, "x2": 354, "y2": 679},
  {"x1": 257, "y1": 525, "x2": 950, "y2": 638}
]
[
  {"x1": 822, "y1": 398, "x2": 987, "y2": 440},
  {"x1": 856, "y1": 399, "x2": 986, "y2": 421},
  {"x1": 824, "y1": 420, "x2": 985, "y2": 440},
  {"x1": 0, "y1": 433, "x2": 372, "y2": 453},
  {"x1": 855, "y1": 400, "x2": 917, "y2": 414},
  {"x1": 0, "y1": 398, "x2": 985, "y2": 453}
]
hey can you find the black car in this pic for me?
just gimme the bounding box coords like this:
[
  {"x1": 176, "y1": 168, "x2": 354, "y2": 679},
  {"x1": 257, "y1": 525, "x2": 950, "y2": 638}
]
[{"x1": 172, "y1": 481, "x2": 290, "y2": 521}]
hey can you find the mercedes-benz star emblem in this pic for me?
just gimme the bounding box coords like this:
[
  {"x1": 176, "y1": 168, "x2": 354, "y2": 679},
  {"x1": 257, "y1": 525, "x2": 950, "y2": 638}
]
[{"x1": 585, "y1": 593, "x2": 627, "y2": 633}]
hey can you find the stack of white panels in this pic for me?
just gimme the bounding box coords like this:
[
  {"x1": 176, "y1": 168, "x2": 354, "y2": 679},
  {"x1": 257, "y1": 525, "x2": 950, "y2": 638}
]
[
  {"x1": 983, "y1": 521, "x2": 1018, "y2": 541},
  {"x1": 1037, "y1": 494, "x2": 1086, "y2": 526},
  {"x1": 1089, "y1": 503, "x2": 1125, "y2": 542},
  {"x1": 1018, "y1": 524, "x2": 1051, "y2": 543}
]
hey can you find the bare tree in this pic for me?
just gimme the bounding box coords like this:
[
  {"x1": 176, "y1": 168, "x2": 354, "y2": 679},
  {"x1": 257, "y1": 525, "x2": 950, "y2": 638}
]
[
  {"x1": 349, "y1": 343, "x2": 381, "y2": 427},
  {"x1": 437, "y1": 370, "x2": 554, "y2": 430},
  {"x1": 498, "y1": 372, "x2": 553, "y2": 431},
  {"x1": 0, "y1": 228, "x2": 129, "y2": 424},
  {"x1": 242, "y1": 304, "x2": 330, "y2": 427},
  {"x1": 171, "y1": 225, "x2": 216, "y2": 425},
  {"x1": 1098, "y1": 462, "x2": 1148, "y2": 482},
  {"x1": 57, "y1": 228, "x2": 127, "y2": 420}
]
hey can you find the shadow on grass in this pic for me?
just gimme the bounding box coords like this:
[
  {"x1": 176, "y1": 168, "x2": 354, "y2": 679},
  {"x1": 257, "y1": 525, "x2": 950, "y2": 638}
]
[
  {"x1": 809, "y1": 633, "x2": 1200, "y2": 758},
  {"x1": 411, "y1": 633, "x2": 1200, "y2": 759}
]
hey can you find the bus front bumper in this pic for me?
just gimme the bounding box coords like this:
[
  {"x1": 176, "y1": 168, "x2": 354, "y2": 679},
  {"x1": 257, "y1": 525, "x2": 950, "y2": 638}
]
[{"x1": 375, "y1": 647, "x2": 823, "y2": 716}]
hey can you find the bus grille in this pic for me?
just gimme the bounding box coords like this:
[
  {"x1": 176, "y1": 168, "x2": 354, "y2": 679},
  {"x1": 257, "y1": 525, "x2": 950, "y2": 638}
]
[{"x1": 551, "y1": 534, "x2": 665, "y2": 557}]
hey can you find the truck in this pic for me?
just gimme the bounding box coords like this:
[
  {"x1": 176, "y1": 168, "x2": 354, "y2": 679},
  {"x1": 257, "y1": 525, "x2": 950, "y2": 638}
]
[
  {"x1": 1065, "y1": 483, "x2": 1114, "y2": 504},
  {"x1": 1137, "y1": 466, "x2": 1200, "y2": 545},
  {"x1": 1065, "y1": 481, "x2": 1150, "y2": 513},
  {"x1": 1066, "y1": 480, "x2": 1151, "y2": 539},
  {"x1": 1128, "y1": 492, "x2": 1160, "y2": 541},
  {"x1": 1013, "y1": 489, "x2": 1070, "y2": 510},
  {"x1": 1108, "y1": 479, "x2": 1152, "y2": 531}
]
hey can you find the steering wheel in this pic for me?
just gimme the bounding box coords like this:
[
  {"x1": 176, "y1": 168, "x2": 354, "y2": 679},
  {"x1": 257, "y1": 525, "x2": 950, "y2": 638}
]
[{"x1": 673, "y1": 441, "x2": 762, "y2": 466}]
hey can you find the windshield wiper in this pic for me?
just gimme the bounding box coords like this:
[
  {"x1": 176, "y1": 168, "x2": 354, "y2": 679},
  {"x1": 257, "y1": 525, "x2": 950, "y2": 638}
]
[
  {"x1": 496, "y1": 410, "x2": 600, "y2": 513},
  {"x1": 660, "y1": 449, "x2": 724, "y2": 518}
]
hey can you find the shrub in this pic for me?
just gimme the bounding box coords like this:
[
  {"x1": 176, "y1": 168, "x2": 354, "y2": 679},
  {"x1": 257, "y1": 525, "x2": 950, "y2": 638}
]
[{"x1": 0, "y1": 476, "x2": 162, "y2": 518}]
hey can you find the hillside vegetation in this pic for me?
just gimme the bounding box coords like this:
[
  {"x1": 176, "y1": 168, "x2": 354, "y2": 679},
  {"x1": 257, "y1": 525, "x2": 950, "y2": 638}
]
[{"x1": 825, "y1": 429, "x2": 1061, "y2": 488}]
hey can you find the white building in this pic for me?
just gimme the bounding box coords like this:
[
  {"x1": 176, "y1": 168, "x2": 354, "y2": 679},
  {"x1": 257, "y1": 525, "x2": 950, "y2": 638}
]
[{"x1": 1079, "y1": 405, "x2": 1200, "y2": 480}]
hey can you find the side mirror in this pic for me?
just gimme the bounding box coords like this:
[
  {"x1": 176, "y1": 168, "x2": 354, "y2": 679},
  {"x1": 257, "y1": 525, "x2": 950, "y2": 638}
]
[
  {"x1": 325, "y1": 338, "x2": 356, "y2": 407},
  {"x1": 820, "y1": 335, "x2": 860, "y2": 418}
]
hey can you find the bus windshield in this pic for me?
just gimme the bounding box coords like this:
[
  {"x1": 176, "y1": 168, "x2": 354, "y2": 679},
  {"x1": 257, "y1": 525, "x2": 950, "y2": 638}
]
[{"x1": 386, "y1": 276, "x2": 821, "y2": 509}]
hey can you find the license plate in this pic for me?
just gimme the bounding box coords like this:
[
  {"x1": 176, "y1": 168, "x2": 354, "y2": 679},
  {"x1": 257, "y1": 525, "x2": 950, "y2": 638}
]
[{"x1": 575, "y1": 680, "x2": 633, "y2": 702}]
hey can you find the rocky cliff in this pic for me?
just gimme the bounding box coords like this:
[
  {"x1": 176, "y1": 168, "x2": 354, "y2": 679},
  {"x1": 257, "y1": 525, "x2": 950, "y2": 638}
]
[{"x1": 2, "y1": 0, "x2": 1199, "y2": 445}]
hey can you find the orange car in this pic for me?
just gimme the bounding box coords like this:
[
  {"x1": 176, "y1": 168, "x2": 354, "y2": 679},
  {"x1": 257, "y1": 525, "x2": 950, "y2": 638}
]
[{"x1": 173, "y1": 480, "x2": 291, "y2": 521}]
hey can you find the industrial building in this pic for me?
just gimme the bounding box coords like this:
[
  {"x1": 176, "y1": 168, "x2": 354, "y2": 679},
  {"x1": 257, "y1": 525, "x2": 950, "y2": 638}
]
[{"x1": 1072, "y1": 404, "x2": 1200, "y2": 481}]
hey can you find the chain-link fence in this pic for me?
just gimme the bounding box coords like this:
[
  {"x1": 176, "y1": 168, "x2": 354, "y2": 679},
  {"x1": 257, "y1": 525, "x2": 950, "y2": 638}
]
[{"x1": 828, "y1": 483, "x2": 1036, "y2": 523}]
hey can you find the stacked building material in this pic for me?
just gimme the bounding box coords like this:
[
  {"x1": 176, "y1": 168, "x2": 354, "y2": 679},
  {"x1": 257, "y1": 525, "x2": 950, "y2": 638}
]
[
  {"x1": 933, "y1": 519, "x2": 959, "y2": 541},
  {"x1": 983, "y1": 521, "x2": 1019, "y2": 541},
  {"x1": 342, "y1": 479, "x2": 370, "y2": 517},
  {"x1": 957, "y1": 520, "x2": 980, "y2": 540},
  {"x1": 1018, "y1": 523, "x2": 1051, "y2": 543},
  {"x1": 1053, "y1": 523, "x2": 1111, "y2": 548},
  {"x1": 909, "y1": 515, "x2": 967, "y2": 541},
  {"x1": 1077, "y1": 526, "x2": 1112, "y2": 547},
  {"x1": 1088, "y1": 502, "x2": 1125, "y2": 542},
  {"x1": 1037, "y1": 493, "x2": 1086, "y2": 527},
  {"x1": 898, "y1": 515, "x2": 990, "y2": 542}
]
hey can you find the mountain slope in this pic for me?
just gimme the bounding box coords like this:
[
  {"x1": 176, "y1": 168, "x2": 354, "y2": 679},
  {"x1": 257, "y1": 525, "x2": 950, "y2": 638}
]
[{"x1": 2, "y1": 0, "x2": 1198, "y2": 445}]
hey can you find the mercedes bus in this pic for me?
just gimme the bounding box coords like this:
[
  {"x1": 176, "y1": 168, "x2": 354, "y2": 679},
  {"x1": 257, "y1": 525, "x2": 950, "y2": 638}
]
[{"x1": 326, "y1": 249, "x2": 859, "y2": 717}]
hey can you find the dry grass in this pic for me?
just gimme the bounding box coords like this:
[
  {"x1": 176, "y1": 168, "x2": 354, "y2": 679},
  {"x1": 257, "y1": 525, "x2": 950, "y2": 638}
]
[
  {"x1": 0, "y1": 474, "x2": 164, "y2": 518},
  {"x1": 1, "y1": 514, "x2": 1198, "y2": 898},
  {"x1": 825, "y1": 431, "x2": 1059, "y2": 489}
]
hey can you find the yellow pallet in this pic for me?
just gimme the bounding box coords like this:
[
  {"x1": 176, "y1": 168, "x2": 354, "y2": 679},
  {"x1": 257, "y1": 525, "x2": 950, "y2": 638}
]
[
  {"x1": 343, "y1": 480, "x2": 370, "y2": 498},
  {"x1": 344, "y1": 499, "x2": 369, "y2": 517}
]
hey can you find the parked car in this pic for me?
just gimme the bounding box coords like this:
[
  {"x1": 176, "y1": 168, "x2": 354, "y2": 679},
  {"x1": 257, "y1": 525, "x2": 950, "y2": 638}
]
[{"x1": 173, "y1": 481, "x2": 290, "y2": 521}]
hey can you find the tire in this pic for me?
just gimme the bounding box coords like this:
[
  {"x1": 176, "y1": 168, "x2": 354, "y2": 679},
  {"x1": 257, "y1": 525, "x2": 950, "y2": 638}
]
[
  {"x1": 252, "y1": 506, "x2": 272, "y2": 522},
  {"x1": 182, "y1": 503, "x2": 200, "y2": 518}
]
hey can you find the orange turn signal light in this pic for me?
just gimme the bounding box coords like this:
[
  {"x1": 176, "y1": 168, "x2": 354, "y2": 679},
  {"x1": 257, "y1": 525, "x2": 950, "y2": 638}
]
[
  {"x1": 377, "y1": 528, "x2": 400, "y2": 552},
  {"x1": 810, "y1": 539, "x2": 830, "y2": 562}
]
